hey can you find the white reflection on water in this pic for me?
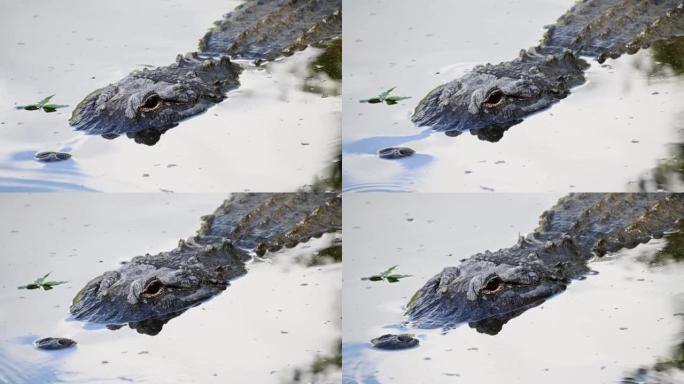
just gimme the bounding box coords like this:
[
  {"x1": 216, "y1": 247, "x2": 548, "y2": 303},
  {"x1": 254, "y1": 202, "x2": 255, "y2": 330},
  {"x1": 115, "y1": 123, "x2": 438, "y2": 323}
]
[
  {"x1": 342, "y1": 0, "x2": 684, "y2": 192},
  {"x1": 343, "y1": 194, "x2": 684, "y2": 383},
  {"x1": 0, "y1": 194, "x2": 341, "y2": 383},
  {"x1": 0, "y1": 0, "x2": 340, "y2": 192}
]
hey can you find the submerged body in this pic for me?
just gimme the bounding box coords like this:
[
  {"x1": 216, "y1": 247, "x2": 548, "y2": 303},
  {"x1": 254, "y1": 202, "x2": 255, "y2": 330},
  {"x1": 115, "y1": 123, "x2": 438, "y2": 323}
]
[
  {"x1": 69, "y1": 0, "x2": 341, "y2": 144},
  {"x1": 412, "y1": 0, "x2": 684, "y2": 141},
  {"x1": 406, "y1": 193, "x2": 684, "y2": 334},
  {"x1": 70, "y1": 192, "x2": 341, "y2": 334}
]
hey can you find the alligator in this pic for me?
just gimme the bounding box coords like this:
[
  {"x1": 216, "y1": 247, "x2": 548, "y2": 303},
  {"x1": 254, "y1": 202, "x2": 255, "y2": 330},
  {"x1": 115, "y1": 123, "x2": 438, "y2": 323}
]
[
  {"x1": 377, "y1": 147, "x2": 415, "y2": 160},
  {"x1": 412, "y1": 0, "x2": 684, "y2": 142},
  {"x1": 370, "y1": 334, "x2": 419, "y2": 350},
  {"x1": 405, "y1": 193, "x2": 684, "y2": 335},
  {"x1": 69, "y1": 0, "x2": 341, "y2": 145},
  {"x1": 70, "y1": 192, "x2": 341, "y2": 335},
  {"x1": 34, "y1": 337, "x2": 77, "y2": 351}
]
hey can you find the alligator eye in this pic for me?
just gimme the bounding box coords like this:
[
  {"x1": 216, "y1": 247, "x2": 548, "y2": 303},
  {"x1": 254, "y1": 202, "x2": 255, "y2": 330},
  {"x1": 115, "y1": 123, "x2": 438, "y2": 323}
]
[
  {"x1": 483, "y1": 90, "x2": 505, "y2": 107},
  {"x1": 481, "y1": 276, "x2": 503, "y2": 294},
  {"x1": 141, "y1": 279, "x2": 164, "y2": 297},
  {"x1": 139, "y1": 94, "x2": 162, "y2": 112}
]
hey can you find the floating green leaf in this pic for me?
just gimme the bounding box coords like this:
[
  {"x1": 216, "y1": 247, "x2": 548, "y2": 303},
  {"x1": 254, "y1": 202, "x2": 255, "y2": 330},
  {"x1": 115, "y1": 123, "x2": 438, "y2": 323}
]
[
  {"x1": 386, "y1": 274, "x2": 412, "y2": 283},
  {"x1": 16, "y1": 95, "x2": 68, "y2": 112},
  {"x1": 362, "y1": 265, "x2": 412, "y2": 283},
  {"x1": 377, "y1": 87, "x2": 395, "y2": 100},
  {"x1": 384, "y1": 96, "x2": 412, "y2": 105},
  {"x1": 18, "y1": 272, "x2": 68, "y2": 290},
  {"x1": 42, "y1": 104, "x2": 69, "y2": 113},
  {"x1": 379, "y1": 265, "x2": 398, "y2": 278},
  {"x1": 360, "y1": 87, "x2": 411, "y2": 105},
  {"x1": 36, "y1": 95, "x2": 54, "y2": 108}
]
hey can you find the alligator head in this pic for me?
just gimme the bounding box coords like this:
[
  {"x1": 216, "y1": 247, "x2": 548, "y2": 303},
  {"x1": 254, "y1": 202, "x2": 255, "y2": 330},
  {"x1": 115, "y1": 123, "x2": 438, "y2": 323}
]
[
  {"x1": 412, "y1": 48, "x2": 588, "y2": 142},
  {"x1": 405, "y1": 236, "x2": 588, "y2": 334},
  {"x1": 69, "y1": 53, "x2": 242, "y2": 145},
  {"x1": 70, "y1": 238, "x2": 247, "y2": 332}
]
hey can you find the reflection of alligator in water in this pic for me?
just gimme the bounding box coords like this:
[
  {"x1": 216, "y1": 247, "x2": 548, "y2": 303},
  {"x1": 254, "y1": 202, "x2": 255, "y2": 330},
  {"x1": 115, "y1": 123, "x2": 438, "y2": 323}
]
[
  {"x1": 638, "y1": 139, "x2": 684, "y2": 192},
  {"x1": 70, "y1": 192, "x2": 341, "y2": 335},
  {"x1": 623, "y1": 338, "x2": 684, "y2": 384},
  {"x1": 69, "y1": 0, "x2": 341, "y2": 145},
  {"x1": 632, "y1": 37, "x2": 684, "y2": 192},
  {"x1": 412, "y1": 1, "x2": 684, "y2": 142},
  {"x1": 636, "y1": 109, "x2": 684, "y2": 192},
  {"x1": 286, "y1": 339, "x2": 342, "y2": 384},
  {"x1": 621, "y1": 226, "x2": 684, "y2": 383},
  {"x1": 406, "y1": 193, "x2": 684, "y2": 335}
]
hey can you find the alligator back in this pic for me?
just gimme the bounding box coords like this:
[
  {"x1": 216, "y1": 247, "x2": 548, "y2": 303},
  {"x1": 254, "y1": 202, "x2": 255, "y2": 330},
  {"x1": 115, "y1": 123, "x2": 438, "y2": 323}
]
[
  {"x1": 535, "y1": 193, "x2": 684, "y2": 258},
  {"x1": 199, "y1": 0, "x2": 341, "y2": 61},
  {"x1": 541, "y1": 0, "x2": 684, "y2": 62},
  {"x1": 198, "y1": 192, "x2": 341, "y2": 255}
]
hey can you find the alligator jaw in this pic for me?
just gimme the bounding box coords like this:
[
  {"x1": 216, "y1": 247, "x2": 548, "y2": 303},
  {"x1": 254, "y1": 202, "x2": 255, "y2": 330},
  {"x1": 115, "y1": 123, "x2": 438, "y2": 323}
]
[
  {"x1": 69, "y1": 54, "x2": 241, "y2": 140},
  {"x1": 412, "y1": 48, "x2": 588, "y2": 141}
]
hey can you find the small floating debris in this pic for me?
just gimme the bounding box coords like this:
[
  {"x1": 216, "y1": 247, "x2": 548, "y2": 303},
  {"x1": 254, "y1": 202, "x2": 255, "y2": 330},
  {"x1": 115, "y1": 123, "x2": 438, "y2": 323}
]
[
  {"x1": 16, "y1": 95, "x2": 68, "y2": 113},
  {"x1": 34, "y1": 151, "x2": 71, "y2": 162},
  {"x1": 371, "y1": 334, "x2": 419, "y2": 350},
  {"x1": 34, "y1": 337, "x2": 76, "y2": 350},
  {"x1": 360, "y1": 87, "x2": 411, "y2": 105},
  {"x1": 361, "y1": 265, "x2": 411, "y2": 283},
  {"x1": 18, "y1": 272, "x2": 68, "y2": 290},
  {"x1": 378, "y1": 147, "x2": 415, "y2": 160}
]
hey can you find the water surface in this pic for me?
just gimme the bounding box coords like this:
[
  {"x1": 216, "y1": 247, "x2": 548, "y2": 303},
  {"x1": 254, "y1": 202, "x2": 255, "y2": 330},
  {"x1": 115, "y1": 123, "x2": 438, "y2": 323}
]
[
  {"x1": 0, "y1": 194, "x2": 341, "y2": 383},
  {"x1": 343, "y1": 194, "x2": 684, "y2": 383},
  {"x1": 0, "y1": 0, "x2": 340, "y2": 192},
  {"x1": 342, "y1": 0, "x2": 684, "y2": 192}
]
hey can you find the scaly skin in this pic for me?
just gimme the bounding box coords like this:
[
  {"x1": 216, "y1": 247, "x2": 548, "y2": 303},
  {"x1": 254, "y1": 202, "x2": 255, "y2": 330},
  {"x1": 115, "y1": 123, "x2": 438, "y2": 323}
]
[
  {"x1": 69, "y1": 0, "x2": 341, "y2": 145},
  {"x1": 406, "y1": 193, "x2": 684, "y2": 335},
  {"x1": 413, "y1": 0, "x2": 684, "y2": 142},
  {"x1": 70, "y1": 192, "x2": 341, "y2": 334}
]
